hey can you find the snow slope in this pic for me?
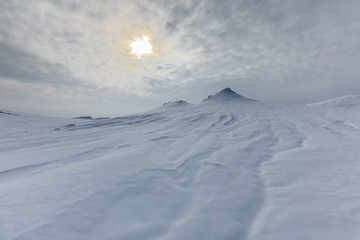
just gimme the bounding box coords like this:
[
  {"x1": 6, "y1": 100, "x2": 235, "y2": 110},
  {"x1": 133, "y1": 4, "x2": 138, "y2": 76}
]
[{"x1": 1, "y1": 90, "x2": 360, "y2": 240}]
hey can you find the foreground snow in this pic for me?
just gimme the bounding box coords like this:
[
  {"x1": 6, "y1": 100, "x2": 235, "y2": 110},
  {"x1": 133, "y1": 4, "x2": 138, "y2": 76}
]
[{"x1": 1, "y1": 90, "x2": 360, "y2": 240}]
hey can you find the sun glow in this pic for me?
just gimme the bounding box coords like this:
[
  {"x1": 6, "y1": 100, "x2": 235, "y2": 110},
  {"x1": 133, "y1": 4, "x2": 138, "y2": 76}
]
[{"x1": 130, "y1": 36, "x2": 152, "y2": 59}]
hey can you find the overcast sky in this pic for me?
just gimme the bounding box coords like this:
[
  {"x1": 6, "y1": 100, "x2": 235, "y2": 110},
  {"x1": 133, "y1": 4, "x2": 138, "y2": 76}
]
[{"x1": 1, "y1": 0, "x2": 360, "y2": 117}]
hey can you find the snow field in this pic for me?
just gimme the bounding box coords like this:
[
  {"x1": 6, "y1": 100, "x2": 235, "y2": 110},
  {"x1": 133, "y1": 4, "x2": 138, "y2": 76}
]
[{"x1": 1, "y1": 92, "x2": 360, "y2": 239}]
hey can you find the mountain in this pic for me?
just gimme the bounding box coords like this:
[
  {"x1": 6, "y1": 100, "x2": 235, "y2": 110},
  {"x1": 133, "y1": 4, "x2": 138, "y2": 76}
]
[
  {"x1": 162, "y1": 100, "x2": 189, "y2": 106},
  {"x1": 202, "y1": 87, "x2": 255, "y2": 102},
  {"x1": 1, "y1": 90, "x2": 360, "y2": 240}
]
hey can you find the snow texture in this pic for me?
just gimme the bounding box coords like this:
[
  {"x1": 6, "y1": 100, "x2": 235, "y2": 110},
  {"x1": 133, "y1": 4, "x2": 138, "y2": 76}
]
[{"x1": 1, "y1": 89, "x2": 360, "y2": 240}]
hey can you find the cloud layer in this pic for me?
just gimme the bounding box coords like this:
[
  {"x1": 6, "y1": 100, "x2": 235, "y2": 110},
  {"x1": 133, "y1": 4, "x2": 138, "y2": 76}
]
[{"x1": 1, "y1": 0, "x2": 360, "y2": 116}]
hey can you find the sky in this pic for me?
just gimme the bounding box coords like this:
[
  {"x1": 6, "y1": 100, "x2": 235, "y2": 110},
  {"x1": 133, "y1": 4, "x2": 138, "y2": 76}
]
[{"x1": 1, "y1": 0, "x2": 360, "y2": 117}]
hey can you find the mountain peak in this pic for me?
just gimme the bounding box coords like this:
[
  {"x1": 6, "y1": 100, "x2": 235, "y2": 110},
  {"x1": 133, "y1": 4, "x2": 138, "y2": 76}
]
[
  {"x1": 202, "y1": 88, "x2": 254, "y2": 102},
  {"x1": 162, "y1": 100, "x2": 189, "y2": 106},
  {"x1": 219, "y1": 87, "x2": 235, "y2": 94}
]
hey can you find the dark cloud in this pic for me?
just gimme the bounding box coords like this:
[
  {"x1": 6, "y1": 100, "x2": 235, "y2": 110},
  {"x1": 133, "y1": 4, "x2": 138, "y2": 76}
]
[{"x1": 0, "y1": 41, "x2": 78, "y2": 86}]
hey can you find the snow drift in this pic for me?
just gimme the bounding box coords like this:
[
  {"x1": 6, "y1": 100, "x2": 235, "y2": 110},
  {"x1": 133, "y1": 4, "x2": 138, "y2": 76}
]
[{"x1": 1, "y1": 89, "x2": 360, "y2": 240}]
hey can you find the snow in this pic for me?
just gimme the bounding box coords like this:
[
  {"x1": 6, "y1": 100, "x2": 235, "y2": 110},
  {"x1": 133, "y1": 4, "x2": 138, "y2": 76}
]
[
  {"x1": 1, "y1": 89, "x2": 360, "y2": 240},
  {"x1": 308, "y1": 95, "x2": 360, "y2": 108}
]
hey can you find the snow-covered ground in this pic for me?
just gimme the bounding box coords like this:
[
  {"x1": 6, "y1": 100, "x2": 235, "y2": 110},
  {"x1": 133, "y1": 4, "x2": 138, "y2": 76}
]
[{"x1": 1, "y1": 88, "x2": 360, "y2": 240}]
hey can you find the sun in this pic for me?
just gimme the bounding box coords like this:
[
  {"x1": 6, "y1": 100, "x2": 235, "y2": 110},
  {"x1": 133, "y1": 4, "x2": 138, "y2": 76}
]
[{"x1": 130, "y1": 36, "x2": 152, "y2": 59}]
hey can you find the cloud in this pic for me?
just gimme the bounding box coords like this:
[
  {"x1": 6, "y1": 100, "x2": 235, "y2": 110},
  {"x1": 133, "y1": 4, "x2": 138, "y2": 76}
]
[
  {"x1": 157, "y1": 0, "x2": 360, "y2": 100},
  {"x1": 0, "y1": 41, "x2": 79, "y2": 86},
  {"x1": 1, "y1": 0, "x2": 360, "y2": 116}
]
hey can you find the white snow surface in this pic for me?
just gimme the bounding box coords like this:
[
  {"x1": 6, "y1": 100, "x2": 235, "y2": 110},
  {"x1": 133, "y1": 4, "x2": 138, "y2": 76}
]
[{"x1": 1, "y1": 91, "x2": 360, "y2": 240}]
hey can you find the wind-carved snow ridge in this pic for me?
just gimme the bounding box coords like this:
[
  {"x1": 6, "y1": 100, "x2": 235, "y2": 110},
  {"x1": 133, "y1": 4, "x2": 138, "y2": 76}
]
[
  {"x1": 308, "y1": 95, "x2": 360, "y2": 108},
  {"x1": 248, "y1": 116, "x2": 308, "y2": 240},
  {"x1": 308, "y1": 95, "x2": 360, "y2": 130},
  {"x1": 1, "y1": 90, "x2": 360, "y2": 240}
]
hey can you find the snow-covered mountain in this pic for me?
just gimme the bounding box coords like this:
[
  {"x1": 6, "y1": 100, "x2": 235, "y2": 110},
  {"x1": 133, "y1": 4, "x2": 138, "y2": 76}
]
[
  {"x1": 1, "y1": 89, "x2": 360, "y2": 240},
  {"x1": 202, "y1": 87, "x2": 255, "y2": 102}
]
